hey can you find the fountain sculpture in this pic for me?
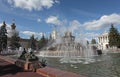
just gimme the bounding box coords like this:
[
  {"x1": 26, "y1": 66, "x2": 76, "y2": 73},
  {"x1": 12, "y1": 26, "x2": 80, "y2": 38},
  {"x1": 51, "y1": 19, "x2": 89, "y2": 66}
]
[{"x1": 39, "y1": 31, "x2": 97, "y2": 64}]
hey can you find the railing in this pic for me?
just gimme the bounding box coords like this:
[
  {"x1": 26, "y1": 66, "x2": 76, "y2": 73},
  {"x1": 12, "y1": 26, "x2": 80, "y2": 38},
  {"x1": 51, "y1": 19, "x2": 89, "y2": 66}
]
[{"x1": 0, "y1": 49, "x2": 19, "y2": 55}]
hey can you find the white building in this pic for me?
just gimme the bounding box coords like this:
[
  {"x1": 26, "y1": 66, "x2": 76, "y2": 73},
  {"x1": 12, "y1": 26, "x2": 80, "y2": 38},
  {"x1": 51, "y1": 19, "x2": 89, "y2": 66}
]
[
  {"x1": 98, "y1": 32, "x2": 109, "y2": 50},
  {"x1": 51, "y1": 28, "x2": 57, "y2": 40}
]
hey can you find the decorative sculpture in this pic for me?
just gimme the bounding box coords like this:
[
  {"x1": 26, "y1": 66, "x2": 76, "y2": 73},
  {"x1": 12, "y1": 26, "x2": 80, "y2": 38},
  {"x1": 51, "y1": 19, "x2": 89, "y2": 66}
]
[
  {"x1": 17, "y1": 48, "x2": 46, "y2": 72},
  {"x1": 18, "y1": 48, "x2": 39, "y2": 61}
]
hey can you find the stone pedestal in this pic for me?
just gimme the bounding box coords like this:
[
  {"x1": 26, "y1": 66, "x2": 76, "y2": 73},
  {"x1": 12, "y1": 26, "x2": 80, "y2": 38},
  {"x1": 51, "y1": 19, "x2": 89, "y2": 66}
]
[
  {"x1": 24, "y1": 62, "x2": 29, "y2": 70},
  {"x1": 15, "y1": 60, "x2": 42, "y2": 72}
]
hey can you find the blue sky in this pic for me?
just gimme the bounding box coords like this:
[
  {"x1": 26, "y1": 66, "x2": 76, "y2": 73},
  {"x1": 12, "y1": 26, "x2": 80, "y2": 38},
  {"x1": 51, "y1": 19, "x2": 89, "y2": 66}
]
[{"x1": 0, "y1": 0, "x2": 120, "y2": 41}]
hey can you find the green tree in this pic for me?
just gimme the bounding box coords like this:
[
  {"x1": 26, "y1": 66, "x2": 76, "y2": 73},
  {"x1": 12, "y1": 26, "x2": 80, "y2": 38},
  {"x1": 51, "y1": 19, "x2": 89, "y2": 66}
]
[
  {"x1": 91, "y1": 39, "x2": 96, "y2": 44},
  {"x1": 0, "y1": 21, "x2": 7, "y2": 51},
  {"x1": 9, "y1": 22, "x2": 21, "y2": 49},
  {"x1": 38, "y1": 35, "x2": 48, "y2": 50},
  {"x1": 108, "y1": 24, "x2": 120, "y2": 47},
  {"x1": 10, "y1": 35, "x2": 21, "y2": 49},
  {"x1": 118, "y1": 35, "x2": 120, "y2": 48},
  {"x1": 29, "y1": 35, "x2": 37, "y2": 50}
]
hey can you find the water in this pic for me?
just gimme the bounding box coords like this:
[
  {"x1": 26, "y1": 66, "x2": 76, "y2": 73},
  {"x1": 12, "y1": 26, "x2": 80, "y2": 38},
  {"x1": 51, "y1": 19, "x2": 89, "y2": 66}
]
[
  {"x1": 7, "y1": 50, "x2": 120, "y2": 77},
  {"x1": 39, "y1": 31, "x2": 96, "y2": 64},
  {"x1": 40, "y1": 53, "x2": 120, "y2": 77}
]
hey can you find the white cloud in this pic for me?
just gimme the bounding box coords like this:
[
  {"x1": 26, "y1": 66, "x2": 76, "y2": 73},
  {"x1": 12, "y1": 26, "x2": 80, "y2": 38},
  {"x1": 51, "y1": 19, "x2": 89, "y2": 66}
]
[
  {"x1": 58, "y1": 20, "x2": 82, "y2": 36},
  {"x1": 85, "y1": 32, "x2": 100, "y2": 42},
  {"x1": 69, "y1": 20, "x2": 82, "y2": 32},
  {"x1": 75, "y1": 32, "x2": 99, "y2": 43},
  {"x1": 21, "y1": 31, "x2": 36, "y2": 36},
  {"x1": 37, "y1": 18, "x2": 41, "y2": 22},
  {"x1": 46, "y1": 16, "x2": 83, "y2": 35},
  {"x1": 20, "y1": 31, "x2": 43, "y2": 37},
  {"x1": 85, "y1": 32, "x2": 99, "y2": 38},
  {"x1": 45, "y1": 16, "x2": 61, "y2": 26},
  {"x1": 55, "y1": 0, "x2": 60, "y2": 4},
  {"x1": 8, "y1": 0, "x2": 59, "y2": 11},
  {"x1": 84, "y1": 13, "x2": 120, "y2": 30}
]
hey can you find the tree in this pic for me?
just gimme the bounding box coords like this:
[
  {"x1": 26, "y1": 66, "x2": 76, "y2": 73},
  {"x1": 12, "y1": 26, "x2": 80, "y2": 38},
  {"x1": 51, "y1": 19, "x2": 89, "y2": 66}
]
[
  {"x1": 29, "y1": 35, "x2": 37, "y2": 50},
  {"x1": 0, "y1": 21, "x2": 7, "y2": 51},
  {"x1": 9, "y1": 34, "x2": 21, "y2": 49},
  {"x1": 9, "y1": 22, "x2": 21, "y2": 49},
  {"x1": 118, "y1": 35, "x2": 120, "y2": 48},
  {"x1": 108, "y1": 24, "x2": 120, "y2": 47},
  {"x1": 91, "y1": 39, "x2": 96, "y2": 44},
  {"x1": 38, "y1": 35, "x2": 48, "y2": 50}
]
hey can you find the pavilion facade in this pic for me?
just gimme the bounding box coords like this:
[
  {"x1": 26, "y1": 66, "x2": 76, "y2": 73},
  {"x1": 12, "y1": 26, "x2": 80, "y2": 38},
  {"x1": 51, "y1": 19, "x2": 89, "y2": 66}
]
[{"x1": 98, "y1": 32, "x2": 109, "y2": 50}]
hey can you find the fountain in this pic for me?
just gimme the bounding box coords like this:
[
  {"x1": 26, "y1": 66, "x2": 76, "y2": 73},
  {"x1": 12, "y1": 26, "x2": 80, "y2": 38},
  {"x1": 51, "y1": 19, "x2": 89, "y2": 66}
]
[{"x1": 39, "y1": 31, "x2": 98, "y2": 64}]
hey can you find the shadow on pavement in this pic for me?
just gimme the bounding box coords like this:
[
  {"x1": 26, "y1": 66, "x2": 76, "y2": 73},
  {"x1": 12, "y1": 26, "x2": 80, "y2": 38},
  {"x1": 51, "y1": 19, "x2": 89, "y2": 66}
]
[{"x1": 0, "y1": 64, "x2": 24, "y2": 76}]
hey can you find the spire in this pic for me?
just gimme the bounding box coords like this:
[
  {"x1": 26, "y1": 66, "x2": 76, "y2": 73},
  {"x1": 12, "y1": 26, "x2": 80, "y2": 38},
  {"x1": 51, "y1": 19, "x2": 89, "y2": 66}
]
[
  {"x1": 3, "y1": 21, "x2": 5, "y2": 25},
  {"x1": 2, "y1": 21, "x2": 7, "y2": 27},
  {"x1": 51, "y1": 25, "x2": 57, "y2": 40},
  {"x1": 11, "y1": 19, "x2": 16, "y2": 30},
  {"x1": 12, "y1": 19, "x2": 15, "y2": 23}
]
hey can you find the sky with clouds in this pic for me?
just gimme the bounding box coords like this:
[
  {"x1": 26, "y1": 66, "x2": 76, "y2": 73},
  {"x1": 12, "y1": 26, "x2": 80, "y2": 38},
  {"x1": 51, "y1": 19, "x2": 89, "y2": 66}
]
[{"x1": 0, "y1": 0, "x2": 120, "y2": 41}]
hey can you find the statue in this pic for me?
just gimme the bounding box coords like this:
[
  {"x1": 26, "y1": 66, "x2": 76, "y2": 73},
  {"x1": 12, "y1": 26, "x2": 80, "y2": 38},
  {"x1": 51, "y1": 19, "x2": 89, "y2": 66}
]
[
  {"x1": 19, "y1": 48, "x2": 27, "y2": 60},
  {"x1": 0, "y1": 21, "x2": 7, "y2": 52},
  {"x1": 18, "y1": 48, "x2": 39, "y2": 61},
  {"x1": 16, "y1": 48, "x2": 46, "y2": 72}
]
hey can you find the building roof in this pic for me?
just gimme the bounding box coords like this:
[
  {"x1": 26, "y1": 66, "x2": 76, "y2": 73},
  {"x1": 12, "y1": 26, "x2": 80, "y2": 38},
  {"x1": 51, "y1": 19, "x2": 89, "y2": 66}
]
[{"x1": 98, "y1": 32, "x2": 108, "y2": 37}]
